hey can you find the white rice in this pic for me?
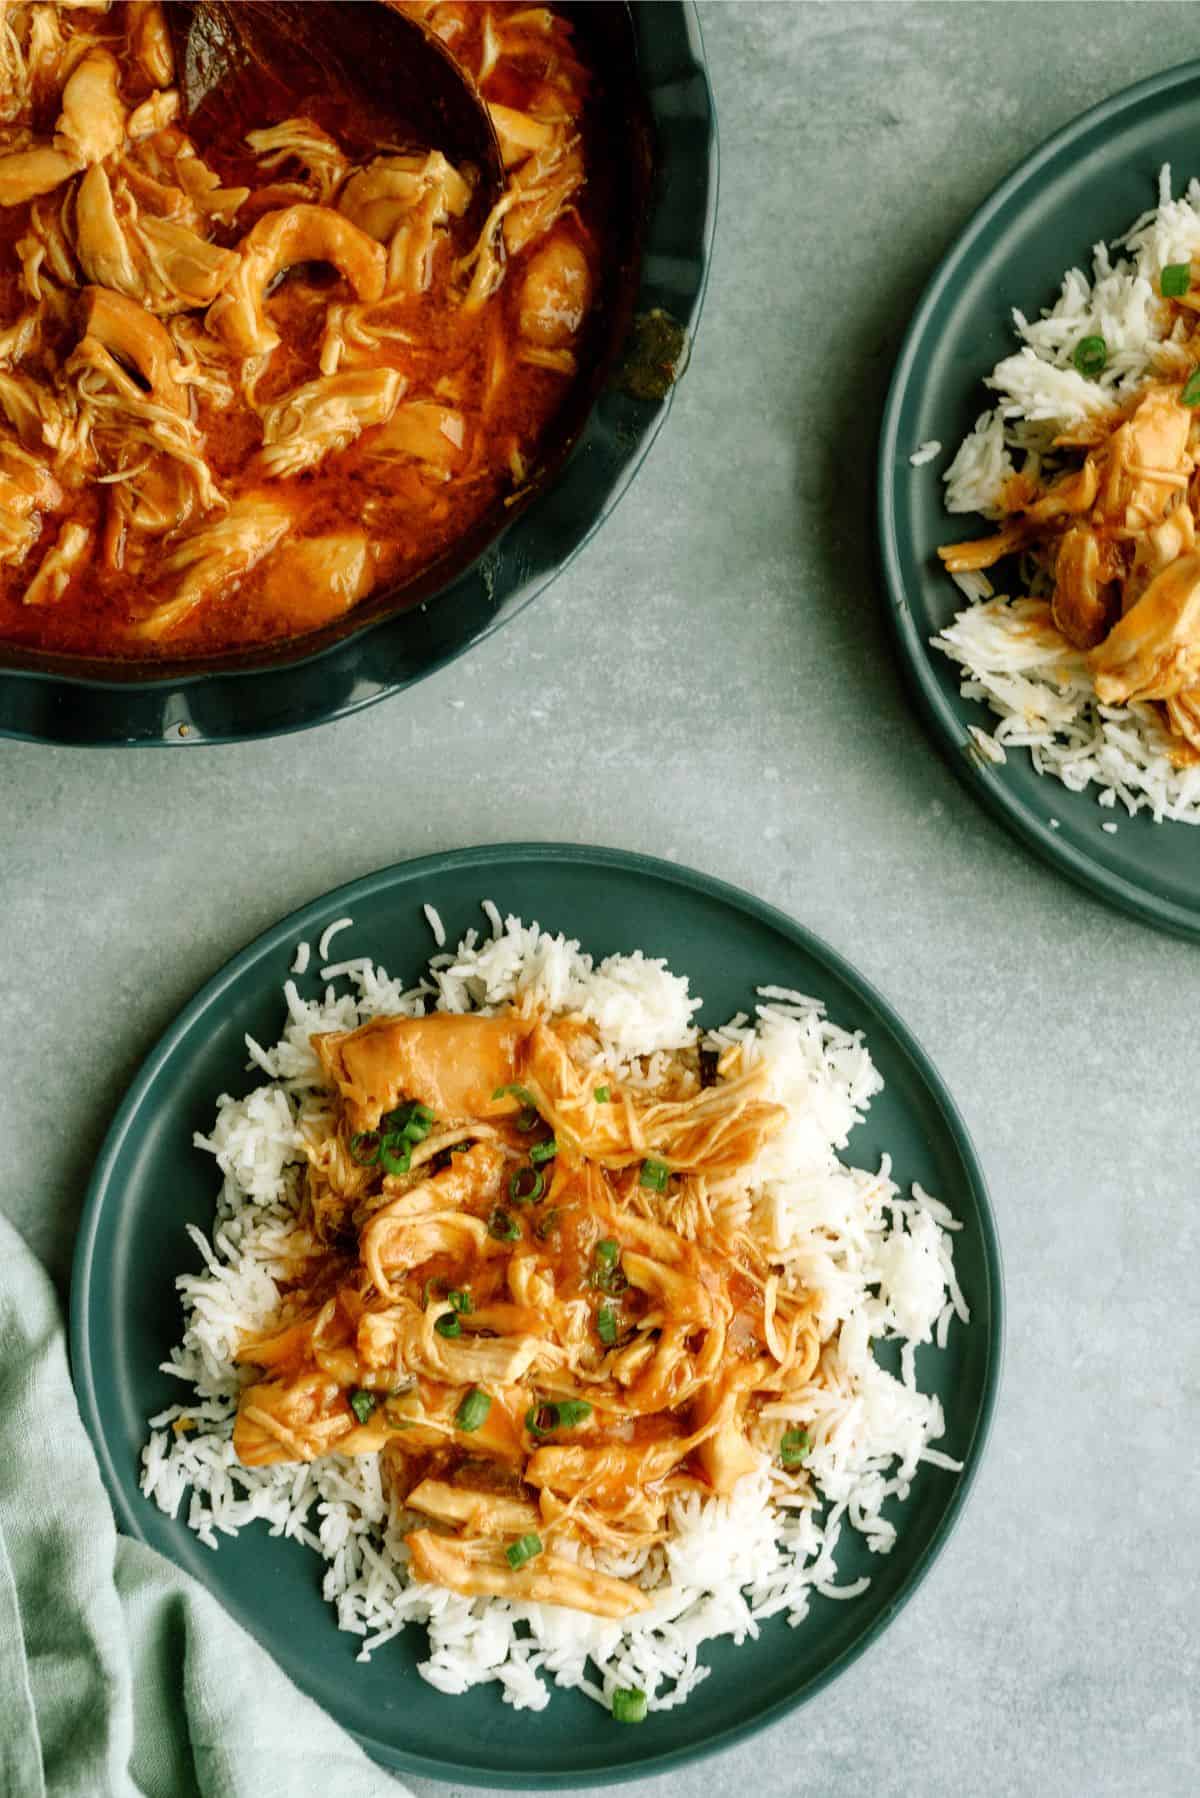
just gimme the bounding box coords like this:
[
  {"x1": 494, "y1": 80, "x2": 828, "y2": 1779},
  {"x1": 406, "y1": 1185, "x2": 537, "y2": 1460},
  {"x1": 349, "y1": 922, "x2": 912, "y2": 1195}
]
[
  {"x1": 909, "y1": 439, "x2": 942, "y2": 467},
  {"x1": 142, "y1": 906, "x2": 969, "y2": 1715},
  {"x1": 933, "y1": 164, "x2": 1200, "y2": 822}
]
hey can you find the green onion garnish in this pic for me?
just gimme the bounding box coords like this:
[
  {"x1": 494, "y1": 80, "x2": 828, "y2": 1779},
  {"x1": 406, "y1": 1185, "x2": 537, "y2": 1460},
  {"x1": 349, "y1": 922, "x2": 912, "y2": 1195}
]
[
  {"x1": 488, "y1": 1206, "x2": 521, "y2": 1242},
  {"x1": 349, "y1": 1130, "x2": 381, "y2": 1166},
  {"x1": 779, "y1": 1427, "x2": 812, "y2": 1467},
  {"x1": 379, "y1": 1137, "x2": 412, "y2": 1177},
  {"x1": 639, "y1": 1157, "x2": 669, "y2": 1193},
  {"x1": 556, "y1": 1399, "x2": 592, "y2": 1428},
  {"x1": 447, "y1": 1288, "x2": 472, "y2": 1314},
  {"x1": 493, "y1": 1082, "x2": 536, "y2": 1107},
  {"x1": 534, "y1": 1208, "x2": 561, "y2": 1241},
  {"x1": 509, "y1": 1166, "x2": 545, "y2": 1205},
  {"x1": 526, "y1": 1399, "x2": 592, "y2": 1435},
  {"x1": 526, "y1": 1402, "x2": 559, "y2": 1435},
  {"x1": 348, "y1": 1388, "x2": 376, "y2": 1426},
  {"x1": 1182, "y1": 368, "x2": 1200, "y2": 406},
  {"x1": 529, "y1": 1138, "x2": 557, "y2": 1165},
  {"x1": 612, "y1": 1687, "x2": 647, "y2": 1724},
  {"x1": 455, "y1": 1387, "x2": 491, "y2": 1432},
  {"x1": 590, "y1": 1237, "x2": 626, "y2": 1295},
  {"x1": 594, "y1": 1085, "x2": 610, "y2": 1103},
  {"x1": 505, "y1": 1532, "x2": 543, "y2": 1569},
  {"x1": 1162, "y1": 261, "x2": 1191, "y2": 298},
  {"x1": 435, "y1": 1313, "x2": 462, "y2": 1339},
  {"x1": 382, "y1": 1100, "x2": 435, "y2": 1143},
  {"x1": 1071, "y1": 334, "x2": 1107, "y2": 378},
  {"x1": 597, "y1": 1303, "x2": 618, "y2": 1346}
]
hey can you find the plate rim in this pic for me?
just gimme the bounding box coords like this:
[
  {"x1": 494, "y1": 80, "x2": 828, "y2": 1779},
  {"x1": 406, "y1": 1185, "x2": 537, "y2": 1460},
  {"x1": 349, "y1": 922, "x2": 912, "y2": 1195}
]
[
  {"x1": 70, "y1": 841, "x2": 1004, "y2": 1787},
  {"x1": 877, "y1": 56, "x2": 1200, "y2": 942}
]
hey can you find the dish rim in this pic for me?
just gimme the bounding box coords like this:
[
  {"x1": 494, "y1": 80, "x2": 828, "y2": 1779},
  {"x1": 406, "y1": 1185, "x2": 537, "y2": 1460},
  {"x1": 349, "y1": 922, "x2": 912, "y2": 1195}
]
[
  {"x1": 877, "y1": 55, "x2": 1200, "y2": 941},
  {"x1": 70, "y1": 840, "x2": 1004, "y2": 1788},
  {"x1": 0, "y1": 0, "x2": 719, "y2": 748}
]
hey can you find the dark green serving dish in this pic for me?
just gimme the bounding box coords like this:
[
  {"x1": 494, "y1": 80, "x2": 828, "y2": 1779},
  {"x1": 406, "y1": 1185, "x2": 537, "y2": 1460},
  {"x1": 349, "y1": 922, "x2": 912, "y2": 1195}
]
[
  {"x1": 71, "y1": 844, "x2": 1002, "y2": 1787},
  {"x1": 1, "y1": 3, "x2": 717, "y2": 748},
  {"x1": 879, "y1": 61, "x2": 1200, "y2": 938}
]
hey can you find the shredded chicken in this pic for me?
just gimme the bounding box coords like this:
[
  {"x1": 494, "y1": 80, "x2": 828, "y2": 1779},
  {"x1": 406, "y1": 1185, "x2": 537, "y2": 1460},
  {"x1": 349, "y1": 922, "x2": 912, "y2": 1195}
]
[
  {"x1": 942, "y1": 377, "x2": 1200, "y2": 758},
  {"x1": 207, "y1": 204, "x2": 386, "y2": 358},
  {"x1": 0, "y1": 434, "x2": 61, "y2": 564},
  {"x1": 55, "y1": 47, "x2": 126, "y2": 167},
  {"x1": 134, "y1": 491, "x2": 294, "y2": 639},
  {"x1": 258, "y1": 367, "x2": 405, "y2": 480},
  {"x1": 365, "y1": 400, "x2": 467, "y2": 475},
  {"x1": 246, "y1": 118, "x2": 349, "y2": 207},
  {"x1": 255, "y1": 533, "x2": 378, "y2": 630},
  {"x1": 229, "y1": 1003, "x2": 821, "y2": 1614},
  {"x1": 22, "y1": 515, "x2": 92, "y2": 605}
]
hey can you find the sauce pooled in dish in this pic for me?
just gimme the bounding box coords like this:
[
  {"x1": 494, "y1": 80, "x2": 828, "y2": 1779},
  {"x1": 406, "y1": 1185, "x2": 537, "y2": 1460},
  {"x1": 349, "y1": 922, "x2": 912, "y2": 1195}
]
[{"x1": 0, "y1": 1, "x2": 606, "y2": 657}]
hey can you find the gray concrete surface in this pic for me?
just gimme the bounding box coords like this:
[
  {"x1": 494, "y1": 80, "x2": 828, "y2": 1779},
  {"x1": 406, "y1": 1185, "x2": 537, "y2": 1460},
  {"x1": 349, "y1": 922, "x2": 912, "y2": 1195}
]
[{"x1": 3, "y1": 3, "x2": 1198, "y2": 1794}]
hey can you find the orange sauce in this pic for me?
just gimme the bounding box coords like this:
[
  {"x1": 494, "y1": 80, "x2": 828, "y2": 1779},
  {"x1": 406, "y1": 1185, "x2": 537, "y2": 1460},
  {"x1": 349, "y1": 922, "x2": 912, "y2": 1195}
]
[{"x1": 0, "y1": 1, "x2": 608, "y2": 658}]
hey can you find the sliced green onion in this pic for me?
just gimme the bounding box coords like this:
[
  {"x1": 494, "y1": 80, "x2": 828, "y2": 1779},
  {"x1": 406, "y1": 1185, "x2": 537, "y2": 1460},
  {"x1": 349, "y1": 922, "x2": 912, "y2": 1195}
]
[
  {"x1": 1182, "y1": 368, "x2": 1200, "y2": 406},
  {"x1": 590, "y1": 1237, "x2": 627, "y2": 1295},
  {"x1": 383, "y1": 1100, "x2": 435, "y2": 1143},
  {"x1": 1162, "y1": 261, "x2": 1191, "y2": 298},
  {"x1": 612, "y1": 1687, "x2": 647, "y2": 1724},
  {"x1": 421, "y1": 1276, "x2": 443, "y2": 1307},
  {"x1": 534, "y1": 1208, "x2": 561, "y2": 1241},
  {"x1": 488, "y1": 1206, "x2": 521, "y2": 1242},
  {"x1": 779, "y1": 1427, "x2": 812, "y2": 1468},
  {"x1": 529, "y1": 1137, "x2": 558, "y2": 1165},
  {"x1": 349, "y1": 1130, "x2": 381, "y2": 1167},
  {"x1": 435, "y1": 1313, "x2": 462, "y2": 1339},
  {"x1": 527, "y1": 1398, "x2": 592, "y2": 1434},
  {"x1": 379, "y1": 1137, "x2": 412, "y2": 1177},
  {"x1": 509, "y1": 1166, "x2": 545, "y2": 1205},
  {"x1": 447, "y1": 1288, "x2": 472, "y2": 1315},
  {"x1": 493, "y1": 1082, "x2": 536, "y2": 1107},
  {"x1": 597, "y1": 1303, "x2": 618, "y2": 1346},
  {"x1": 455, "y1": 1387, "x2": 491, "y2": 1432},
  {"x1": 639, "y1": 1157, "x2": 669, "y2": 1192},
  {"x1": 516, "y1": 1106, "x2": 539, "y2": 1133},
  {"x1": 348, "y1": 1388, "x2": 376, "y2": 1426},
  {"x1": 505, "y1": 1532, "x2": 543, "y2": 1569},
  {"x1": 594, "y1": 1085, "x2": 611, "y2": 1103},
  {"x1": 1071, "y1": 334, "x2": 1107, "y2": 378}
]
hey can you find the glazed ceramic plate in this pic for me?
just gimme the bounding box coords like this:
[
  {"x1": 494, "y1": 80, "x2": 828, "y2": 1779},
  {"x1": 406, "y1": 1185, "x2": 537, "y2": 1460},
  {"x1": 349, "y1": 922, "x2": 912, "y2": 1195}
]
[
  {"x1": 879, "y1": 60, "x2": 1200, "y2": 938},
  {"x1": 0, "y1": 3, "x2": 717, "y2": 747},
  {"x1": 71, "y1": 845, "x2": 1001, "y2": 1787}
]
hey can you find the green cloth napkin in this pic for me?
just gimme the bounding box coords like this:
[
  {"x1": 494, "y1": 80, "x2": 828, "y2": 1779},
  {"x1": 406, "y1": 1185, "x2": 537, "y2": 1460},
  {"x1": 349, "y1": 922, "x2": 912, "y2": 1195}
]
[{"x1": 0, "y1": 1212, "x2": 406, "y2": 1798}]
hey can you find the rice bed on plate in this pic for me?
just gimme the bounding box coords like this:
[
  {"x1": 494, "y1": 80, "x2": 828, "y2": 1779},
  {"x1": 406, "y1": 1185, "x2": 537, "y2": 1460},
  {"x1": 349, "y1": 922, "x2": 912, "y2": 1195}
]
[
  {"x1": 930, "y1": 165, "x2": 1200, "y2": 824},
  {"x1": 142, "y1": 905, "x2": 967, "y2": 1717}
]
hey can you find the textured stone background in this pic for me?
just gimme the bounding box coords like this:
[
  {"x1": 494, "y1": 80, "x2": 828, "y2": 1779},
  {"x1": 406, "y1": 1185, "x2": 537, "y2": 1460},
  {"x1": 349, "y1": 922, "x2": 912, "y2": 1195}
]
[{"x1": 3, "y1": 4, "x2": 1199, "y2": 1794}]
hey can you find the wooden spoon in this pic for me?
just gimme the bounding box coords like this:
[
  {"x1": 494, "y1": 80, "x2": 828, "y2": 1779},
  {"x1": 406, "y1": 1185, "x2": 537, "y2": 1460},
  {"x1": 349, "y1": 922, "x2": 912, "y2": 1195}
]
[{"x1": 165, "y1": 0, "x2": 504, "y2": 212}]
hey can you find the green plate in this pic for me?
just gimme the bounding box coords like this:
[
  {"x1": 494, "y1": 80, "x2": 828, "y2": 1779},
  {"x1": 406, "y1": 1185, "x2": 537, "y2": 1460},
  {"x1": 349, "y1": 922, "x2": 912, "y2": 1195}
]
[
  {"x1": 878, "y1": 61, "x2": 1200, "y2": 938},
  {"x1": 70, "y1": 845, "x2": 1002, "y2": 1787}
]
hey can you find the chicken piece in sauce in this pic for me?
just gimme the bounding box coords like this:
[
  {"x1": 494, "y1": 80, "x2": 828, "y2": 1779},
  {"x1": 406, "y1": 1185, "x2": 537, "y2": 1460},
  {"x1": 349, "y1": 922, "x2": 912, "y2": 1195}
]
[
  {"x1": 230, "y1": 1006, "x2": 823, "y2": 1617},
  {"x1": 941, "y1": 375, "x2": 1200, "y2": 762}
]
